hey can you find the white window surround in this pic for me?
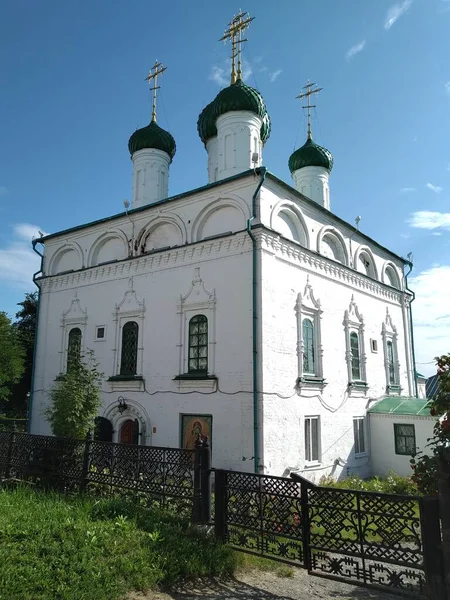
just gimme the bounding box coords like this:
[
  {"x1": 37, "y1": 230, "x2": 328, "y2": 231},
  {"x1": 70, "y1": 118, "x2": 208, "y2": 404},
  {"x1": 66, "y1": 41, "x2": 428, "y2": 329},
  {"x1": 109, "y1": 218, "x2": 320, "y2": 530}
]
[
  {"x1": 59, "y1": 293, "x2": 87, "y2": 374},
  {"x1": 295, "y1": 279, "x2": 324, "y2": 389},
  {"x1": 382, "y1": 308, "x2": 401, "y2": 393},
  {"x1": 353, "y1": 417, "x2": 367, "y2": 457},
  {"x1": 110, "y1": 278, "x2": 145, "y2": 388},
  {"x1": 344, "y1": 296, "x2": 367, "y2": 391},
  {"x1": 304, "y1": 415, "x2": 321, "y2": 466},
  {"x1": 354, "y1": 246, "x2": 378, "y2": 280},
  {"x1": 383, "y1": 262, "x2": 402, "y2": 290},
  {"x1": 95, "y1": 325, "x2": 107, "y2": 341},
  {"x1": 317, "y1": 226, "x2": 349, "y2": 266},
  {"x1": 176, "y1": 268, "x2": 216, "y2": 388}
]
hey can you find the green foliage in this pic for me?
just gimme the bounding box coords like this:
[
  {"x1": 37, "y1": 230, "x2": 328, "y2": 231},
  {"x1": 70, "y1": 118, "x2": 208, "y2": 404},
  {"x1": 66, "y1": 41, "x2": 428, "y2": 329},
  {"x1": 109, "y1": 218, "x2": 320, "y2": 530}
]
[
  {"x1": 8, "y1": 292, "x2": 38, "y2": 417},
  {"x1": 0, "y1": 312, "x2": 25, "y2": 404},
  {"x1": 319, "y1": 471, "x2": 419, "y2": 495},
  {"x1": 411, "y1": 353, "x2": 450, "y2": 495},
  {"x1": 235, "y1": 552, "x2": 294, "y2": 578},
  {"x1": 45, "y1": 349, "x2": 103, "y2": 439},
  {"x1": 0, "y1": 487, "x2": 237, "y2": 600}
]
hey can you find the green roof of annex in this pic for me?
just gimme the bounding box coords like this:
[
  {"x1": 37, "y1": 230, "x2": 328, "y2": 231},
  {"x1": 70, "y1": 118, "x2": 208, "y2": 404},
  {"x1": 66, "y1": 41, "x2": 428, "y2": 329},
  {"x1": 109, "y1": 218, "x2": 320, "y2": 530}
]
[{"x1": 368, "y1": 397, "x2": 433, "y2": 417}]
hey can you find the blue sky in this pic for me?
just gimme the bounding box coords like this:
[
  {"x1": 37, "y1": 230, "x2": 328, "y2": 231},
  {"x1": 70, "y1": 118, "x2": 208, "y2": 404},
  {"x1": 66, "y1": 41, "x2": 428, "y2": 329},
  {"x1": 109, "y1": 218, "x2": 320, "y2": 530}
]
[{"x1": 1, "y1": 0, "x2": 449, "y2": 375}]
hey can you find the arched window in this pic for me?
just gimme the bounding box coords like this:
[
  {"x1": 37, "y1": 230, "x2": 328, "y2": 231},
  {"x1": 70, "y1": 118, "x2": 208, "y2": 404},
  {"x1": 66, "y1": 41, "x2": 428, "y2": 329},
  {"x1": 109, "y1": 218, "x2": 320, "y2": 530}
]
[
  {"x1": 321, "y1": 233, "x2": 346, "y2": 265},
  {"x1": 302, "y1": 319, "x2": 315, "y2": 374},
  {"x1": 350, "y1": 332, "x2": 361, "y2": 380},
  {"x1": 188, "y1": 315, "x2": 208, "y2": 373},
  {"x1": 120, "y1": 321, "x2": 138, "y2": 376},
  {"x1": 385, "y1": 265, "x2": 400, "y2": 289},
  {"x1": 387, "y1": 340, "x2": 396, "y2": 385},
  {"x1": 67, "y1": 327, "x2": 81, "y2": 371},
  {"x1": 356, "y1": 250, "x2": 377, "y2": 279}
]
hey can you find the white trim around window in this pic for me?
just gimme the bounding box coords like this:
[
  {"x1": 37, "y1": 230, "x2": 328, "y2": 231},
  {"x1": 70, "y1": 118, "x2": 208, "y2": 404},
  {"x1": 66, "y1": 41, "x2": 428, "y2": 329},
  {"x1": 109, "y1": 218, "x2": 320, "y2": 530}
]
[
  {"x1": 344, "y1": 296, "x2": 367, "y2": 393},
  {"x1": 353, "y1": 416, "x2": 367, "y2": 456},
  {"x1": 304, "y1": 415, "x2": 321, "y2": 465},
  {"x1": 382, "y1": 308, "x2": 401, "y2": 394}
]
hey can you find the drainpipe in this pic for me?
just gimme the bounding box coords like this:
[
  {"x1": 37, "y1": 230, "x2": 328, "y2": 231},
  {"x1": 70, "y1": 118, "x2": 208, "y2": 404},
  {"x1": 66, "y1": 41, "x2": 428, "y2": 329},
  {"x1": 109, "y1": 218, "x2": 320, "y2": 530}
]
[
  {"x1": 29, "y1": 238, "x2": 44, "y2": 433},
  {"x1": 246, "y1": 167, "x2": 267, "y2": 473},
  {"x1": 404, "y1": 260, "x2": 418, "y2": 398}
]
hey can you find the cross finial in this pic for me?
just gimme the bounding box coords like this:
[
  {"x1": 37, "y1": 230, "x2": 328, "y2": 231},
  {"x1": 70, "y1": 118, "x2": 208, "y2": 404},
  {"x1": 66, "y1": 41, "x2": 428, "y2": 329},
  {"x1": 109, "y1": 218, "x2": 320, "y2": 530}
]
[
  {"x1": 145, "y1": 60, "x2": 167, "y2": 123},
  {"x1": 296, "y1": 80, "x2": 323, "y2": 140},
  {"x1": 219, "y1": 10, "x2": 254, "y2": 85}
]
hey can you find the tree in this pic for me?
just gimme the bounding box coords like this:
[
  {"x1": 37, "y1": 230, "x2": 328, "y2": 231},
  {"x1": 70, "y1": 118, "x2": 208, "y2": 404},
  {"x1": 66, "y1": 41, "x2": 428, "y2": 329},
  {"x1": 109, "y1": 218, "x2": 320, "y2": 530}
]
[
  {"x1": 8, "y1": 292, "x2": 38, "y2": 416},
  {"x1": 0, "y1": 312, "x2": 25, "y2": 406},
  {"x1": 45, "y1": 350, "x2": 103, "y2": 439},
  {"x1": 411, "y1": 353, "x2": 450, "y2": 495}
]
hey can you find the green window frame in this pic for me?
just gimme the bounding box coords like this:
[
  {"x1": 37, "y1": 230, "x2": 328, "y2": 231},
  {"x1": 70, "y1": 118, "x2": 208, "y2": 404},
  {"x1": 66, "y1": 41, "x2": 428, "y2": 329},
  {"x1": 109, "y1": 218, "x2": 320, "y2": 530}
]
[
  {"x1": 387, "y1": 340, "x2": 396, "y2": 384},
  {"x1": 67, "y1": 327, "x2": 82, "y2": 371},
  {"x1": 188, "y1": 315, "x2": 208, "y2": 373},
  {"x1": 120, "y1": 321, "x2": 138, "y2": 376},
  {"x1": 394, "y1": 424, "x2": 416, "y2": 455},
  {"x1": 302, "y1": 318, "x2": 315, "y2": 375},
  {"x1": 350, "y1": 332, "x2": 361, "y2": 380}
]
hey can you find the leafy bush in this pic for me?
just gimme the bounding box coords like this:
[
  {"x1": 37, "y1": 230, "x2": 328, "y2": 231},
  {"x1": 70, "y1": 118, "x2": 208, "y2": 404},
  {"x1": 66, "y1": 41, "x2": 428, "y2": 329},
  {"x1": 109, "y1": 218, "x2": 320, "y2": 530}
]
[
  {"x1": 319, "y1": 471, "x2": 419, "y2": 495},
  {"x1": 0, "y1": 487, "x2": 237, "y2": 600}
]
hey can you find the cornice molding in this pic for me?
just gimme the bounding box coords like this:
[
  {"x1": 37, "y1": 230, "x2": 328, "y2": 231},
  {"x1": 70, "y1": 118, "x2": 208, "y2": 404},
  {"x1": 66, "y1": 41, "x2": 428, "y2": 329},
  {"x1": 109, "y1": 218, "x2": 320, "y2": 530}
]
[
  {"x1": 37, "y1": 232, "x2": 251, "y2": 292},
  {"x1": 256, "y1": 230, "x2": 404, "y2": 303}
]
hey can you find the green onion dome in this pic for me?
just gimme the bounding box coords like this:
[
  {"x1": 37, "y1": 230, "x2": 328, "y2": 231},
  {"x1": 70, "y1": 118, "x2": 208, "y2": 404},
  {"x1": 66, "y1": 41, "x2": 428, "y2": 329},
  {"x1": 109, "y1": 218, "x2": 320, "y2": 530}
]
[
  {"x1": 288, "y1": 137, "x2": 333, "y2": 173},
  {"x1": 128, "y1": 120, "x2": 176, "y2": 162},
  {"x1": 197, "y1": 79, "x2": 271, "y2": 146}
]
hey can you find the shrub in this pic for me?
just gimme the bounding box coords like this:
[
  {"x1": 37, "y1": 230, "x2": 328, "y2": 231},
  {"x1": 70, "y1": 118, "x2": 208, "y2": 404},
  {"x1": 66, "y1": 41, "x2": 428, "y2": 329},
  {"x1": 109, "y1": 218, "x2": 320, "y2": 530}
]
[{"x1": 319, "y1": 471, "x2": 418, "y2": 495}]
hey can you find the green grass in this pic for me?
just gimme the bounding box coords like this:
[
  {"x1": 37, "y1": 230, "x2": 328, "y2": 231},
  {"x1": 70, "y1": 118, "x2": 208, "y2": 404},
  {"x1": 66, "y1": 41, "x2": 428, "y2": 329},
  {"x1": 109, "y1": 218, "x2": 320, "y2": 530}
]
[
  {"x1": 235, "y1": 552, "x2": 295, "y2": 578},
  {"x1": 0, "y1": 486, "x2": 237, "y2": 600},
  {"x1": 319, "y1": 471, "x2": 419, "y2": 495}
]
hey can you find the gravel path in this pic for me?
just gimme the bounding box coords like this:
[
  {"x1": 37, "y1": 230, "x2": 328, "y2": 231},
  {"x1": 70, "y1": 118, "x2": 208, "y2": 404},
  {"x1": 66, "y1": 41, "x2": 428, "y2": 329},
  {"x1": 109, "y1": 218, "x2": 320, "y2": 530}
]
[{"x1": 128, "y1": 568, "x2": 408, "y2": 600}]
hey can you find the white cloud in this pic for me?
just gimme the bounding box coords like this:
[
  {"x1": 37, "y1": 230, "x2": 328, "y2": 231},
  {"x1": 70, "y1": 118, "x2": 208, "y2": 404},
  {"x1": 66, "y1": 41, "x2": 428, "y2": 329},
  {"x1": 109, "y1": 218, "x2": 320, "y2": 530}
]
[
  {"x1": 0, "y1": 223, "x2": 47, "y2": 290},
  {"x1": 445, "y1": 82, "x2": 450, "y2": 97},
  {"x1": 241, "y1": 60, "x2": 252, "y2": 81},
  {"x1": 346, "y1": 40, "x2": 366, "y2": 60},
  {"x1": 432, "y1": 232, "x2": 443, "y2": 236},
  {"x1": 269, "y1": 69, "x2": 282, "y2": 83},
  {"x1": 384, "y1": 0, "x2": 413, "y2": 30},
  {"x1": 410, "y1": 265, "x2": 450, "y2": 375},
  {"x1": 209, "y1": 65, "x2": 228, "y2": 87},
  {"x1": 408, "y1": 210, "x2": 450, "y2": 230},
  {"x1": 447, "y1": 163, "x2": 450, "y2": 171},
  {"x1": 426, "y1": 182, "x2": 443, "y2": 193},
  {"x1": 400, "y1": 187, "x2": 416, "y2": 193},
  {"x1": 0, "y1": 186, "x2": 9, "y2": 197}
]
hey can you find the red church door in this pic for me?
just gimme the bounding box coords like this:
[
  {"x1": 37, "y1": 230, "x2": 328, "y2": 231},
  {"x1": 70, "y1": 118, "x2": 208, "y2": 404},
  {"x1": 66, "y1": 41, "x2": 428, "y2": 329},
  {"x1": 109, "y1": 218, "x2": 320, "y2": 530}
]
[{"x1": 119, "y1": 419, "x2": 139, "y2": 444}]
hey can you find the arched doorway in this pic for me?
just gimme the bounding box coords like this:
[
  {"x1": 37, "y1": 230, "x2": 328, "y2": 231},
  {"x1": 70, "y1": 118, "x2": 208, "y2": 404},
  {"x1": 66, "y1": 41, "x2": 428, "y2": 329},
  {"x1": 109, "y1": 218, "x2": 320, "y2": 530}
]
[{"x1": 119, "y1": 419, "x2": 139, "y2": 445}]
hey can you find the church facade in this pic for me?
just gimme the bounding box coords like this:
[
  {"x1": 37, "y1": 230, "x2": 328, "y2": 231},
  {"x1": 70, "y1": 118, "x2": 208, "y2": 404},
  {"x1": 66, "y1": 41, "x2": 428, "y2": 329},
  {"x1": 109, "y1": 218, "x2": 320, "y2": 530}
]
[{"x1": 29, "y1": 15, "x2": 416, "y2": 481}]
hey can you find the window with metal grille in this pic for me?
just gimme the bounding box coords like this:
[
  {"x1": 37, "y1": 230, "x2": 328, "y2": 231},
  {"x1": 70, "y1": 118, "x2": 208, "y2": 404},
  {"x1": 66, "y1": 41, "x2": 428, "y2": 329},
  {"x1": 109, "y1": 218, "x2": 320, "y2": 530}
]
[
  {"x1": 188, "y1": 315, "x2": 208, "y2": 373},
  {"x1": 394, "y1": 424, "x2": 416, "y2": 455},
  {"x1": 67, "y1": 327, "x2": 81, "y2": 371},
  {"x1": 305, "y1": 416, "x2": 320, "y2": 462},
  {"x1": 302, "y1": 318, "x2": 315, "y2": 374},
  {"x1": 120, "y1": 321, "x2": 138, "y2": 376},
  {"x1": 350, "y1": 332, "x2": 361, "y2": 380},
  {"x1": 353, "y1": 417, "x2": 366, "y2": 455},
  {"x1": 387, "y1": 340, "x2": 396, "y2": 384}
]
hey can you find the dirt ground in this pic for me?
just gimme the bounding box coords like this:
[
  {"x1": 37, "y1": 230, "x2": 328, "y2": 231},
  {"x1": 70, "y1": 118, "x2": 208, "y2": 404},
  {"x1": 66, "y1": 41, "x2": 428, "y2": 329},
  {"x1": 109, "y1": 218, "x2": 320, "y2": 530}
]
[{"x1": 128, "y1": 568, "x2": 406, "y2": 600}]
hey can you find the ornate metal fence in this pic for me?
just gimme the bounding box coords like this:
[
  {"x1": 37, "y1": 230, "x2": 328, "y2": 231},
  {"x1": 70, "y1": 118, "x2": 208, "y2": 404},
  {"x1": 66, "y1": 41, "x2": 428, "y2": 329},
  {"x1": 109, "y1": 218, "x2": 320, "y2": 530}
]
[
  {"x1": 0, "y1": 432, "x2": 197, "y2": 512},
  {"x1": 214, "y1": 470, "x2": 305, "y2": 566}
]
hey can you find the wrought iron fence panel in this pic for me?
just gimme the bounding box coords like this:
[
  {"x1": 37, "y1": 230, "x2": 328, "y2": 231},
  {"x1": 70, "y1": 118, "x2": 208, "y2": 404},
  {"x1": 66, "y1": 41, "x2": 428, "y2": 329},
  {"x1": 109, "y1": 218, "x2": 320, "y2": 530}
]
[
  {"x1": 8, "y1": 433, "x2": 84, "y2": 489},
  {"x1": 307, "y1": 486, "x2": 425, "y2": 596},
  {"x1": 0, "y1": 432, "x2": 11, "y2": 474},
  {"x1": 221, "y1": 470, "x2": 304, "y2": 565},
  {"x1": 87, "y1": 441, "x2": 195, "y2": 506}
]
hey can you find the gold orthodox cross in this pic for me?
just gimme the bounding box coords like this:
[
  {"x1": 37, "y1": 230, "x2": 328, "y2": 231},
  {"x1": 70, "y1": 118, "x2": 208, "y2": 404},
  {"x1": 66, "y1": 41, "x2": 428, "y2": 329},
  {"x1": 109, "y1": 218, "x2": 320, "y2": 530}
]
[
  {"x1": 145, "y1": 60, "x2": 167, "y2": 123},
  {"x1": 219, "y1": 10, "x2": 254, "y2": 84},
  {"x1": 296, "y1": 81, "x2": 323, "y2": 139}
]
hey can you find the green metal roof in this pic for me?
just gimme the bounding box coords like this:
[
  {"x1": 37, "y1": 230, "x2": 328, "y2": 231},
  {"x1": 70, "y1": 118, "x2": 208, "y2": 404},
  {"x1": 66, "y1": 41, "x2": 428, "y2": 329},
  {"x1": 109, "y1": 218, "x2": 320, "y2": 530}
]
[
  {"x1": 197, "y1": 79, "x2": 271, "y2": 146},
  {"x1": 288, "y1": 137, "x2": 333, "y2": 173},
  {"x1": 128, "y1": 120, "x2": 176, "y2": 160},
  {"x1": 368, "y1": 397, "x2": 433, "y2": 417}
]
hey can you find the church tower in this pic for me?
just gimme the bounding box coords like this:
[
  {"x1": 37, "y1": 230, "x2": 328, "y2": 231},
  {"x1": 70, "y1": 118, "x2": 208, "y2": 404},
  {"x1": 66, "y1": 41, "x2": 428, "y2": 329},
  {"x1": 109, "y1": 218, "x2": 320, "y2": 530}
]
[
  {"x1": 197, "y1": 11, "x2": 271, "y2": 183},
  {"x1": 288, "y1": 82, "x2": 333, "y2": 210},
  {"x1": 128, "y1": 61, "x2": 176, "y2": 209}
]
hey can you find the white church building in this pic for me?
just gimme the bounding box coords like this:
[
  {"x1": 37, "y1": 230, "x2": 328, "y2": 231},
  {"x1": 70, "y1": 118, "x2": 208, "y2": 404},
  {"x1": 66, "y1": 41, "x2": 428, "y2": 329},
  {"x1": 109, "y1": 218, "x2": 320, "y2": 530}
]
[{"x1": 29, "y1": 14, "x2": 419, "y2": 480}]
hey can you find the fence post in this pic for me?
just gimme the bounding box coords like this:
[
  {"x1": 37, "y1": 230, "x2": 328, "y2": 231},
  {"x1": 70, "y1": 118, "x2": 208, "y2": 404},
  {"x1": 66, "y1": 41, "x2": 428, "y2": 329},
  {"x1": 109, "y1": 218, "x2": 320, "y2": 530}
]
[
  {"x1": 214, "y1": 469, "x2": 227, "y2": 541},
  {"x1": 438, "y1": 456, "x2": 450, "y2": 599},
  {"x1": 80, "y1": 430, "x2": 93, "y2": 493},
  {"x1": 5, "y1": 422, "x2": 17, "y2": 479},
  {"x1": 200, "y1": 437, "x2": 212, "y2": 523},
  {"x1": 192, "y1": 437, "x2": 202, "y2": 523},
  {"x1": 420, "y1": 496, "x2": 447, "y2": 600},
  {"x1": 300, "y1": 481, "x2": 312, "y2": 571}
]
